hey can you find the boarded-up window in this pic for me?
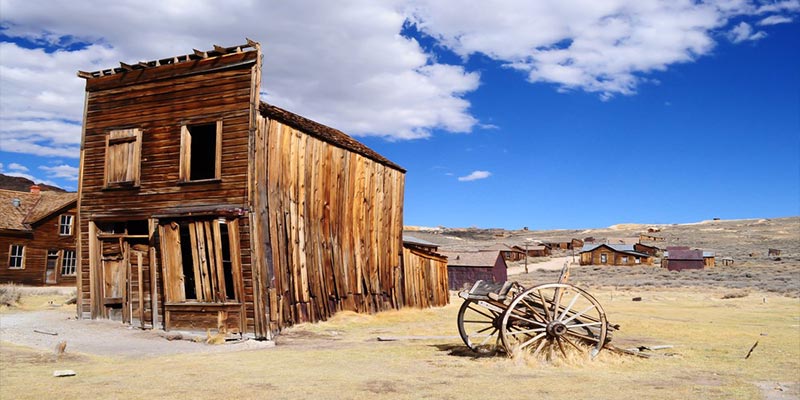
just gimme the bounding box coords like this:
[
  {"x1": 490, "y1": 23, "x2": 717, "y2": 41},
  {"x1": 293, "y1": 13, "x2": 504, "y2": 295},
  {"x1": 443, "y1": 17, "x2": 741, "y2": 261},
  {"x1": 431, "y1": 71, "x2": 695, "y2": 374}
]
[
  {"x1": 159, "y1": 219, "x2": 241, "y2": 303},
  {"x1": 8, "y1": 244, "x2": 25, "y2": 269},
  {"x1": 180, "y1": 121, "x2": 222, "y2": 182},
  {"x1": 105, "y1": 128, "x2": 142, "y2": 187}
]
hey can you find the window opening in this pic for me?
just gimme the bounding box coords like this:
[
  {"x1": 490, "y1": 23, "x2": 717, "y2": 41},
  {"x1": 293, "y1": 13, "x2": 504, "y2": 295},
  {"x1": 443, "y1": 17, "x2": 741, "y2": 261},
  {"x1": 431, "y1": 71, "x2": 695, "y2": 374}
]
[
  {"x1": 9, "y1": 245, "x2": 24, "y2": 268},
  {"x1": 59, "y1": 214, "x2": 74, "y2": 236},
  {"x1": 61, "y1": 250, "x2": 77, "y2": 276}
]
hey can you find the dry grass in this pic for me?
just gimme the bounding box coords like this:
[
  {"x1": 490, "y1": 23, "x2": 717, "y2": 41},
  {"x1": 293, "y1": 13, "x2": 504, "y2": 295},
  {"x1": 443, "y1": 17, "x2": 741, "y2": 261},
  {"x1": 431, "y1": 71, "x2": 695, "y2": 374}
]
[
  {"x1": 0, "y1": 284, "x2": 76, "y2": 312},
  {"x1": 2, "y1": 287, "x2": 798, "y2": 400}
]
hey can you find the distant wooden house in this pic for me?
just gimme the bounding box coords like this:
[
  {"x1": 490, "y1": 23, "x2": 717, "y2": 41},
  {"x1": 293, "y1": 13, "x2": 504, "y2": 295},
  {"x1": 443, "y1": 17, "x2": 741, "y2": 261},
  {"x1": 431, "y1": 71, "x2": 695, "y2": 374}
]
[
  {"x1": 720, "y1": 257, "x2": 734, "y2": 266},
  {"x1": 605, "y1": 237, "x2": 640, "y2": 245},
  {"x1": 579, "y1": 244, "x2": 653, "y2": 266},
  {"x1": 662, "y1": 248, "x2": 705, "y2": 271},
  {"x1": 441, "y1": 251, "x2": 507, "y2": 290},
  {"x1": 639, "y1": 233, "x2": 666, "y2": 242},
  {"x1": 74, "y1": 41, "x2": 438, "y2": 339},
  {"x1": 480, "y1": 243, "x2": 524, "y2": 261},
  {"x1": 633, "y1": 243, "x2": 660, "y2": 257},
  {"x1": 0, "y1": 187, "x2": 77, "y2": 286},
  {"x1": 511, "y1": 244, "x2": 550, "y2": 257}
]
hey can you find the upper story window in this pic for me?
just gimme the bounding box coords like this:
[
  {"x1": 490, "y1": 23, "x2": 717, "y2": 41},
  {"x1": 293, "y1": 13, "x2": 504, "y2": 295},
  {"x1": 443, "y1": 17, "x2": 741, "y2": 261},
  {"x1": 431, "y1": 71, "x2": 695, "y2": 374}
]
[
  {"x1": 180, "y1": 120, "x2": 222, "y2": 182},
  {"x1": 8, "y1": 245, "x2": 25, "y2": 269},
  {"x1": 59, "y1": 214, "x2": 74, "y2": 236},
  {"x1": 105, "y1": 128, "x2": 142, "y2": 187}
]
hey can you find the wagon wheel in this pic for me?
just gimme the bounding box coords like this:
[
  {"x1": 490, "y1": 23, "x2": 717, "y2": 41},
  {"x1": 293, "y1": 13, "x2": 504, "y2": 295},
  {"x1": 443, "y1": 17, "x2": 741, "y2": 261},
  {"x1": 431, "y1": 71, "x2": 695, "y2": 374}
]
[
  {"x1": 457, "y1": 299, "x2": 504, "y2": 355},
  {"x1": 499, "y1": 283, "x2": 608, "y2": 360}
]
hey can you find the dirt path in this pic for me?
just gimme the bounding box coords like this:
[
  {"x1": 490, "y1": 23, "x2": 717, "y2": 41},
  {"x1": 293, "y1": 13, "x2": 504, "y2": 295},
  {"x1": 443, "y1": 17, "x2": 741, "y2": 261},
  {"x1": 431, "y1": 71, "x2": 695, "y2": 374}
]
[
  {"x1": 507, "y1": 256, "x2": 572, "y2": 275},
  {"x1": 0, "y1": 307, "x2": 273, "y2": 357}
]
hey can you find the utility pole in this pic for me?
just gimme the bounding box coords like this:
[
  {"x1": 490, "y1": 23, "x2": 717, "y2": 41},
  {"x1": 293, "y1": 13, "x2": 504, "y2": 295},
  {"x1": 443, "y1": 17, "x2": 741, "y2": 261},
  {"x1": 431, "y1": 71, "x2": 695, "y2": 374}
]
[{"x1": 524, "y1": 240, "x2": 529, "y2": 274}]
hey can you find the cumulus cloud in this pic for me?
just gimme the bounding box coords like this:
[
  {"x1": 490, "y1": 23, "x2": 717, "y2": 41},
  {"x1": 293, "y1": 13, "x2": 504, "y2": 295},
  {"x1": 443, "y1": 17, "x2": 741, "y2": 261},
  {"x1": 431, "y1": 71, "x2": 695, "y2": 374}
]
[
  {"x1": 728, "y1": 22, "x2": 768, "y2": 43},
  {"x1": 458, "y1": 170, "x2": 491, "y2": 182},
  {"x1": 0, "y1": 0, "x2": 797, "y2": 160},
  {"x1": 0, "y1": 0, "x2": 479, "y2": 149},
  {"x1": 39, "y1": 164, "x2": 79, "y2": 181},
  {"x1": 407, "y1": 0, "x2": 797, "y2": 98},
  {"x1": 7, "y1": 163, "x2": 29, "y2": 172}
]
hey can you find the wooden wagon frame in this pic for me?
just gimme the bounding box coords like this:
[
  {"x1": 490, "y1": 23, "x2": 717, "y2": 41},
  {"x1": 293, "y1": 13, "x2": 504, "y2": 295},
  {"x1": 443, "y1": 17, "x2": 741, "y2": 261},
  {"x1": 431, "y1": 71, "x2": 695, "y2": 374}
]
[{"x1": 456, "y1": 265, "x2": 618, "y2": 359}]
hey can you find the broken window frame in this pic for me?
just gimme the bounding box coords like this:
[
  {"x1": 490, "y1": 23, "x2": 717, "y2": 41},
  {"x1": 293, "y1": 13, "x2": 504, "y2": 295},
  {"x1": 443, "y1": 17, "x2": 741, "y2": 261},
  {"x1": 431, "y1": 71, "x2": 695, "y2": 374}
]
[
  {"x1": 61, "y1": 249, "x2": 77, "y2": 276},
  {"x1": 179, "y1": 120, "x2": 223, "y2": 183},
  {"x1": 159, "y1": 218, "x2": 242, "y2": 304},
  {"x1": 104, "y1": 128, "x2": 142, "y2": 188},
  {"x1": 8, "y1": 244, "x2": 25, "y2": 269},
  {"x1": 59, "y1": 214, "x2": 74, "y2": 236}
]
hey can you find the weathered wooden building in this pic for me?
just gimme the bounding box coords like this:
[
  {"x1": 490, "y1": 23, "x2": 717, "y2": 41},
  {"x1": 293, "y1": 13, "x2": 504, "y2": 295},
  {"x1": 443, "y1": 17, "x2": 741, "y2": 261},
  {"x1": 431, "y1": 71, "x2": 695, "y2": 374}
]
[
  {"x1": 0, "y1": 187, "x2": 77, "y2": 286},
  {"x1": 661, "y1": 248, "x2": 705, "y2": 271},
  {"x1": 401, "y1": 236, "x2": 448, "y2": 308},
  {"x1": 75, "y1": 41, "x2": 424, "y2": 338},
  {"x1": 441, "y1": 251, "x2": 507, "y2": 290},
  {"x1": 511, "y1": 244, "x2": 550, "y2": 257},
  {"x1": 579, "y1": 244, "x2": 653, "y2": 266},
  {"x1": 480, "y1": 243, "x2": 524, "y2": 261}
]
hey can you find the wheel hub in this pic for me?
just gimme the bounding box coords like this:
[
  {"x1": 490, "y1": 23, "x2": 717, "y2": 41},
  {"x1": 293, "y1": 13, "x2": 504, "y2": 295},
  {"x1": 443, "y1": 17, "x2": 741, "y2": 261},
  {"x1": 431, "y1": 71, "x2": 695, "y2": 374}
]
[{"x1": 546, "y1": 321, "x2": 567, "y2": 337}]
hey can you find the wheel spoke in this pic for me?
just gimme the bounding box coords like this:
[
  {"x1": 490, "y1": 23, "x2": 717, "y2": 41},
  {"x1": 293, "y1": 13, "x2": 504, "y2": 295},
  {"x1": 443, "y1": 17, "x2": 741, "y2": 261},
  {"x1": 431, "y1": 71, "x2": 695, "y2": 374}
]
[
  {"x1": 537, "y1": 289, "x2": 552, "y2": 321},
  {"x1": 558, "y1": 293, "x2": 580, "y2": 321},
  {"x1": 463, "y1": 319, "x2": 493, "y2": 324},
  {"x1": 531, "y1": 337, "x2": 548, "y2": 357},
  {"x1": 565, "y1": 321, "x2": 602, "y2": 329},
  {"x1": 467, "y1": 305, "x2": 495, "y2": 320},
  {"x1": 478, "y1": 328, "x2": 498, "y2": 346},
  {"x1": 565, "y1": 330, "x2": 601, "y2": 344},
  {"x1": 508, "y1": 313, "x2": 548, "y2": 328},
  {"x1": 474, "y1": 325, "x2": 495, "y2": 334},
  {"x1": 560, "y1": 335, "x2": 584, "y2": 352},
  {"x1": 506, "y1": 327, "x2": 546, "y2": 336},
  {"x1": 556, "y1": 337, "x2": 568, "y2": 358},
  {"x1": 562, "y1": 305, "x2": 596, "y2": 324},
  {"x1": 519, "y1": 332, "x2": 547, "y2": 350},
  {"x1": 519, "y1": 297, "x2": 548, "y2": 323}
]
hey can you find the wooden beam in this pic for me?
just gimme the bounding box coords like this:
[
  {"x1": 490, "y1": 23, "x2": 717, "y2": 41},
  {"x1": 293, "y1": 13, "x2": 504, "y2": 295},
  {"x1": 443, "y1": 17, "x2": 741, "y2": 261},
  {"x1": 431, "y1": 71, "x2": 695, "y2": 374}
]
[
  {"x1": 77, "y1": 70, "x2": 94, "y2": 79},
  {"x1": 213, "y1": 45, "x2": 228, "y2": 54},
  {"x1": 119, "y1": 62, "x2": 134, "y2": 71},
  {"x1": 193, "y1": 49, "x2": 208, "y2": 58}
]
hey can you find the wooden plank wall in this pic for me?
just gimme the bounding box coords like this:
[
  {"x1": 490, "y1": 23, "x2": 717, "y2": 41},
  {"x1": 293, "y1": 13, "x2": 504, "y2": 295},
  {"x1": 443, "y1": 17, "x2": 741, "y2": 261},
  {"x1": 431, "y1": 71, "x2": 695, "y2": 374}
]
[
  {"x1": 77, "y1": 53, "x2": 259, "y2": 320},
  {"x1": 401, "y1": 248, "x2": 449, "y2": 308},
  {"x1": 261, "y1": 116, "x2": 407, "y2": 331}
]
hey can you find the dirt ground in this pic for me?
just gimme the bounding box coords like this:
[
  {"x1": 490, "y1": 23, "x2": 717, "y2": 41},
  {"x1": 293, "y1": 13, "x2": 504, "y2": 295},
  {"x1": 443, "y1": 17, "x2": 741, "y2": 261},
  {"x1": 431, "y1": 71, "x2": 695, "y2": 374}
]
[{"x1": 1, "y1": 217, "x2": 798, "y2": 399}]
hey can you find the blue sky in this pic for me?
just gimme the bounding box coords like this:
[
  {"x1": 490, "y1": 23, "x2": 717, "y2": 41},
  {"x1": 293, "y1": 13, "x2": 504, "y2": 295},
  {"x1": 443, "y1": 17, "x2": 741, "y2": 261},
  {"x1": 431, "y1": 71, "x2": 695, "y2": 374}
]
[{"x1": 1, "y1": 1, "x2": 798, "y2": 229}]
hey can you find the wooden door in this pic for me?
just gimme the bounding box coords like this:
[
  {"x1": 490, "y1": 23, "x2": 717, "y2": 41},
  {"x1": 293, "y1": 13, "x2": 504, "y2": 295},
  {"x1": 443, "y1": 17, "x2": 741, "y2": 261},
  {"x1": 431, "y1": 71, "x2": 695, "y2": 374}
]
[
  {"x1": 102, "y1": 243, "x2": 129, "y2": 322},
  {"x1": 45, "y1": 250, "x2": 59, "y2": 284}
]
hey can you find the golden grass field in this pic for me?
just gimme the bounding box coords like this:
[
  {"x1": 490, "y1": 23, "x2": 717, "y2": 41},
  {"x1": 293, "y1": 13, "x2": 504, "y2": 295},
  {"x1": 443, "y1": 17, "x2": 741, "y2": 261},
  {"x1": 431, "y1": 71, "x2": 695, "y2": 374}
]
[{"x1": 2, "y1": 286, "x2": 798, "y2": 399}]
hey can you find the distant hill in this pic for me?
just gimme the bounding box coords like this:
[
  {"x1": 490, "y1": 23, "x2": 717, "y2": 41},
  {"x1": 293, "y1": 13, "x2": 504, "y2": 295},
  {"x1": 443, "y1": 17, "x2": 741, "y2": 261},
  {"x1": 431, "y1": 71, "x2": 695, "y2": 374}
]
[{"x1": 0, "y1": 173, "x2": 66, "y2": 192}]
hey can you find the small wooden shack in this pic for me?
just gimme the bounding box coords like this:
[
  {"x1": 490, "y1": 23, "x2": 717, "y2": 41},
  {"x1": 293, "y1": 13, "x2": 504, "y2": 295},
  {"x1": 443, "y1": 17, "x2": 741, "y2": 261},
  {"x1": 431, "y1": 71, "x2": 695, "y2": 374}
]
[
  {"x1": 0, "y1": 187, "x2": 77, "y2": 286},
  {"x1": 579, "y1": 244, "x2": 653, "y2": 266},
  {"x1": 401, "y1": 236, "x2": 448, "y2": 308},
  {"x1": 480, "y1": 243, "x2": 524, "y2": 261},
  {"x1": 75, "y1": 41, "x2": 437, "y2": 339},
  {"x1": 661, "y1": 248, "x2": 705, "y2": 271},
  {"x1": 511, "y1": 244, "x2": 550, "y2": 257},
  {"x1": 441, "y1": 251, "x2": 507, "y2": 290}
]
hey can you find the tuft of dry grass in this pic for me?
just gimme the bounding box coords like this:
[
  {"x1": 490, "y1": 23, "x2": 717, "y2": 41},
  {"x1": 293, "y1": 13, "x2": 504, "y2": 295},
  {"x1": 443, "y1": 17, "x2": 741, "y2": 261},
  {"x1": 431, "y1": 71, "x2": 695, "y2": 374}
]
[
  {"x1": 0, "y1": 284, "x2": 23, "y2": 307},
  {"x1": 721, "y1": 290, "x2": 750, "y2": 299}
]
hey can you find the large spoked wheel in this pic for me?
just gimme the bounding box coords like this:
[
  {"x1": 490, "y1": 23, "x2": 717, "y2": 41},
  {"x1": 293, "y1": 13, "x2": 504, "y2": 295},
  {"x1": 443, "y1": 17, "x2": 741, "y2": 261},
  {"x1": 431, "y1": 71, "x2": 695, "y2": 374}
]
[
  {"x1": 457, "y1": 299, "x2": 504, "y2": 355},
  {"x1": 499, "y1": 283, "x2": 608, "y2": 360}
]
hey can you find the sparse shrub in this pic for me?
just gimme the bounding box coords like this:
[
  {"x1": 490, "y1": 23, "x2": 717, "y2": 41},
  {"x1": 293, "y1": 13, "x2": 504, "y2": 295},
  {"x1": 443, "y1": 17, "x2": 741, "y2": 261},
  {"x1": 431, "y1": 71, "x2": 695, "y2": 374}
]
[
  {"x1": 0, "y1": 284, "x2": 23, "y2": 307},
  {"x1": 721, "y1": 290, "x2": 750, "y2": 299}
]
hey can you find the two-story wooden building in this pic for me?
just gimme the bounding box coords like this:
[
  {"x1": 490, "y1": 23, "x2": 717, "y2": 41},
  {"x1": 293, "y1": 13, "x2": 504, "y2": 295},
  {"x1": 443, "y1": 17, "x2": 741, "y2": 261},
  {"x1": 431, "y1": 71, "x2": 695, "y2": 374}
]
[
  {"x1": 0, "y1": 187, "x2": 77, "y2": 286},
  {"x1": 75, "y1": 41, "x2": 413, "y2": 339}
]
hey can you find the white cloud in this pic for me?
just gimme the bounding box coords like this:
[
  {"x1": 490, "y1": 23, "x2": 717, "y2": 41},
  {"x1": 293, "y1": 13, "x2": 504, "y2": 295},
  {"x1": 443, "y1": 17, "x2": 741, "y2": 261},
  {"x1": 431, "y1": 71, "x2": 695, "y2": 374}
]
[
  {"x1": 0, "y1": 0, "x2": 796, "y2": 160},
  {"x1": 728, "y1": 22, "x2": 768, "y2": 43},
  {"x1": 407, "y1": 0, "x2": 796, "y2": 98},
  {"x1": 458, "y1": 170, "x2": 491, "y2": 182},
  {"x1": 758, "y1": 15, "x2": 793, "y2": 25},
  {"x1": 0, "y1": 0, "x2": 479, "y2": 148},
  {"x1": 7, "y1": 163, "x2": 29, "y2": 172},
  {"x1": 39, "y1": 164, "x2": 79, "y2": 181}
]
